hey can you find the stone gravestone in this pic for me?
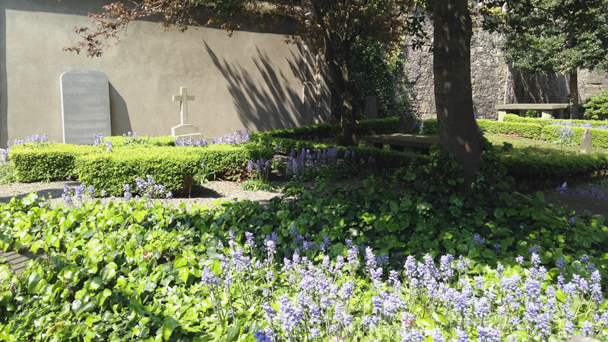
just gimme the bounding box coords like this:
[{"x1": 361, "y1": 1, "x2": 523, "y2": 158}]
[
  {"x1": 171, "y1": 87, "x2": 203, "y2": 140},
  {"x1": 60, "y1": 70, "x2": 111, "y2": 145},
  {"x1": 581, "y1": 128, "x2": 593, "y2": 153},
  {"x1": 364, "y1": 96, "x2": 378, "y2": 119},
  {"x1": 398, "y1": 116, "x2": 414, "y2": 134},
  {"x1": 568, "y1": 335, "x2": 600, "y2": 342}
]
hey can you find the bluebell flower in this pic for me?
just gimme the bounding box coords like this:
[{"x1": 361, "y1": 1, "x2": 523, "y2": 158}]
[
  {"x1": 581, "y1": 320, "x2": 594, "y2": 336},
  {"x1": 201, "y1": 266, "x2": 220, "y2": 286},
  {"x1": 253, "y1": 326, "x2": 274, "y2": 342}
]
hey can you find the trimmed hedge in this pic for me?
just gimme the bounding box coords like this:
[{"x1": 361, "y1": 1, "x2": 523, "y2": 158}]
[
  {"x1": 253, "y1": 133, "x2": 430, "y2": 170},
  {"x1": 105, "y1": 135, "x2": 176, "y2": 147},
  {"x1": 9, "y1": 143, "x2": 96, "y2": 182},
  {"x1": 503, "y1": 114, "x2": 608, "y2": 128},
  {"x1": 76, "y1": 143, "x2": 274, "y2": 196},
  {"x1": 502, "y1": 148, "x2": 608, "y2": 186},
  {"x1": 422, "y1": 119, "x2": 438, "y2": 135},
  {"x1": 252, "y1": 117, "x2": 424, "y2": 141},
  {"x1": 542, "y1": 125, "x2": 608, "y2": 149},
  {"x1": 478, "y1": 120, "x2": 543, "y2": 140}
]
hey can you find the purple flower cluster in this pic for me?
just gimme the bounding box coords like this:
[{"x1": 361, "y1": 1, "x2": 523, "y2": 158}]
[
  {"x1": 93, "y1": 133, "x2": 105, "y2": 146},
  {"x1": 3, "y1": 134, "x2": 51, "y2": 159},
  {"x1": 247, "y1": 158, "x2": 272, "y2": 181},
  {"x1": 556, "y1": 126, "x2": 575, "y2": 145},
  {"x1": 174, "y1": 129, "x2": 249, "y2": 147},
  {"x1": 550, "y1": 121, "x2": 608, "y2": 130},
  {"x1": 124, "y1": 174, "x2": 172, "y2": 200},
  {"x1": 197, "y1": 231, "x2": 608, "y2": 342},
  {"x1": 61, "y1": 183, "x2": 96, "y2": 206},
  {"x1": 555, "y1": 182, "x2": 608, "y2": 200},
  {"x1": 286, "y1": 147, "x2": 374, "y2": 182}
]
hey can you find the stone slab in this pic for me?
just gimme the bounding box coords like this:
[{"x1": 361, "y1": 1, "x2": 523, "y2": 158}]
[
  {"x1": 60, "y1": 70, "x2": 111, "y2": 145},
  {"x1": 0, "y1": 249, "x2": 47, "y2": 274},
  {"x1": 568, "y1": 335, "x2": 601, "y2": 342},
  {"x1": 171, "y1": 123, "x2": 200, "y2": 136},
  {"x1": 398, "y1": 116, "x2": 414, "y2": 134},
  {"x1": 495, "y1": 103, "x2": 568, "y2": 110},
  {"x1": 364, "y1": 96, "x2": 378, "y2": 119},
  {"x1": 581, "y1": 128, "x2": 593, "y2": 153},
  {"x1": 362, "y1": 133, "x2": 440, "y2": 154},
  {"x1": 175, "y1": 133, "x2": 204, "y2": 141}
]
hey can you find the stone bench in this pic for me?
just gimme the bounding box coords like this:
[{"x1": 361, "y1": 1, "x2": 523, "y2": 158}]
[
  {"x1": 362, "y1": 133, "x2": 441, "y2": 154},
  {"x1": 496, "y1": 103, "x2": 568, "y2": 121}
]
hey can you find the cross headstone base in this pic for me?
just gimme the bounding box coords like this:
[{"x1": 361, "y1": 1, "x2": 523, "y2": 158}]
[{"x1": 171, "y1": 123, "x2": 203, "y2": 140}]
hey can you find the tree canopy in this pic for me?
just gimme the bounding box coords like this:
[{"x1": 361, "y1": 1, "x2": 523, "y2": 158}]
[{"x1": 490, "y1": 0, "x2": 608, "y2": 117}]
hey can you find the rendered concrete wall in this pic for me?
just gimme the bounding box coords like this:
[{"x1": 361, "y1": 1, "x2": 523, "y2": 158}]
[{"x1": 0, "y1": 0, "x2": 329, "y2": 146}]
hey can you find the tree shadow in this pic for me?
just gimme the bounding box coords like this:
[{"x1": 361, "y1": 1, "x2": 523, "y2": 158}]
[{"x1": 204, "y1": 42, "x2": 311, "y2": 132}]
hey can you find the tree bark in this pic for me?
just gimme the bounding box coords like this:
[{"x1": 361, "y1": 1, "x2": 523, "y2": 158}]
[
  {"x1": 569, "y1": 69, "x2": 579, "y2": 119},
  {"x1": 433, "y1": 0, "x2": 482, "y2": 188},
  {"x1": 322, "y1": 33, "x2": 358, "y2": 146}
]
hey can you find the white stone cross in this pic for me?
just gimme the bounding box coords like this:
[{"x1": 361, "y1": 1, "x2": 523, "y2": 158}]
[{"x1": 172, "y1": 87, "x2": 195, "y2": 124}]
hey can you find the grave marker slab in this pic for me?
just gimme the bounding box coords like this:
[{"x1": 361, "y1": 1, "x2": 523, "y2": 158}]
[
  {"x1": 398, "y1": 116, "x2": 414, "y2": 134},
  {"x1": 581, "y1": 128, "x2": 593, "y2": 153},
  {"x1": 364, "y1": 96, "x2": 378, "y2": 119},
  {"x1": 60, "y1": 70, "x2": 111, "y2": 145}
]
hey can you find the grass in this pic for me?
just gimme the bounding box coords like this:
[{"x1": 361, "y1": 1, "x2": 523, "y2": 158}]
[{"x1": 485, "y1": 133, "x2": 582, "y2": 152}]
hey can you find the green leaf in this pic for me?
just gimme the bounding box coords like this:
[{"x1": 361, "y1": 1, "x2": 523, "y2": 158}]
[
  {"x1": 96, "y1": 289, "x2": 112, "y2": 307},
  {"x1": 179, "y1": 267, "x2": 190, "y2": 284},
  {"x1": 72, "y1": 299, "x2": 83, "y2": 312},
  {"x1": 174, "y1": 256, "x2": 188, "y2": 269},
  {"x1": 161, "y1": 317, "x2": 180, "y2": 340},
  {"x1": 134, "y1": 210, "x2": 146, "y2": 223},
  {"x1": 101, "y1": 266, "x2": 116, "y2": 284},
  {"x1": 27, "y1": 274, "x2": 44, "y2": 294},
  {"x1": 89, "y1": 277, "x2": 103, "y2": 291}
]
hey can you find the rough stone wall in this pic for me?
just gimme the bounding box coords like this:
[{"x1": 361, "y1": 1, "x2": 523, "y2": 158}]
[{"x1": 402, "y1": 19, "x2": 608, "y2": 120}]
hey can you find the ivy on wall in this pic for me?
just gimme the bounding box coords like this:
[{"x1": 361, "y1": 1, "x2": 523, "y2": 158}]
[{"x1": 349, "y1": 36, "x2": 407, "y2": 118}]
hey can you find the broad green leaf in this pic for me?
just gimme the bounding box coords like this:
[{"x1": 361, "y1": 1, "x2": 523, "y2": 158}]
[
  {"x1": 89, "y1": 277, "x2": 103, "y2": 291},
  {"x1": 101, "y1": 266, "x2": 116, "y2": 284},
  {"x1": 27, "y1": 274, "x2": 44, "y2": 294},
  {"x1": 134, "y1": 210, "x2": 146, "y2": 223},
  {"x1": 96, "y1": 289, "x2": 112, "y2": 307},
  {"x1": 161, "y1": 317, "x2": 180, "y2": 340},
  {"x1": 179, "y1": 267, "x2": 190, "y2": 284}
]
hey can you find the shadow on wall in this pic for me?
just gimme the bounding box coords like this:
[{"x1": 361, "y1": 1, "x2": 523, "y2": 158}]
[
  {"x1": 510, "y1": 66, "x2": 569, "y2": 105},
  {"x1": 204, "y1": 42, "x2": 304, "y2": 132},
  {"x1": 109, "y1": 83, "x2": 132, "y2": 136}
]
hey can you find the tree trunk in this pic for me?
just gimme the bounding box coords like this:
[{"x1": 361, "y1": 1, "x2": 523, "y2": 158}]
[
  {"x1": 322, "y1": 35, "x2": 358, "y2": 146},
  {"x1": 339, "y1": 65, "x2": 357, "y2": 147},
  {"x1": 433, "y1": 0, "x2": 482, "y2": 188},
  {"x1": 569, "y1": 69, "x2": 579, "y2": 119}
]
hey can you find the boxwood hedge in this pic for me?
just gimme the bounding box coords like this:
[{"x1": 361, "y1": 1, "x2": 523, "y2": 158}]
[
  {"x1": 478, "y1": 120, "x2": 543, "y2": 140},
  {"x1": 9, "y1": 143, "x2": 96, "y2": 182},
  {"x1": 503, "y1": 113, "x2": 608, "y2": 128},
  {"x1": 76, "y1": 144, "x2": 274, "y2": 196}
]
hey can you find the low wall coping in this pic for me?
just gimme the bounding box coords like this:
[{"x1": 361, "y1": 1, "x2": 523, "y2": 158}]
[{"x1": 495, "y1": 103, "x2": 569, "y2": 110}]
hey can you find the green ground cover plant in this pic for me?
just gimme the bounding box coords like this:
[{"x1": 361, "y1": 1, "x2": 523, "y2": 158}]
[{"x1": 1, "y1": 144, "x2": 608, "y2": 340}]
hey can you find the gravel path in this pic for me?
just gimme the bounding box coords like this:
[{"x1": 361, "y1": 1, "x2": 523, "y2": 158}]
[{"x1": 0, "y1": 179, "x2": 288, "y2": 209}]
